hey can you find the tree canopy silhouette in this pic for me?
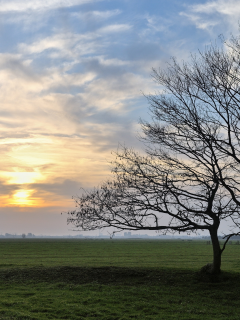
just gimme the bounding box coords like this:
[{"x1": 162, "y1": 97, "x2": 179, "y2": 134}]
[{"x1": 68, "y1": 36, "x2": 240, "y2": 275}]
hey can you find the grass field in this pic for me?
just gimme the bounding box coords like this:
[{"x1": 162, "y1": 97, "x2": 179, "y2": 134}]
[{"x1": 0, "y1": 238, "x2": 239, "y2": 319}]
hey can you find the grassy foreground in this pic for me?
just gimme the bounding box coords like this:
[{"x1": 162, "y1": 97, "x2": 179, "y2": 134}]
[{"x1": 0, "y1": 239, "x2": 239, "y2": 319}]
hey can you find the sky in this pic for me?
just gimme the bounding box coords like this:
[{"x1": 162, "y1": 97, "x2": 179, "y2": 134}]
[{"x1": 0, "y1": 0, "x2": 239, "y2": 236}]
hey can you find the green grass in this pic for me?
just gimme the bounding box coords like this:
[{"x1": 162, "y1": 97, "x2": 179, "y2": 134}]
[
  {"x1": 0, "y1": 239, "x2": 239, "y2": 319},
  {"x1": 1, "y1": 238, "x2": 239, "y2": 270}
]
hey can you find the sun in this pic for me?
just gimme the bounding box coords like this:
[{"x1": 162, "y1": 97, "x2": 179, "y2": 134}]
[{"x1": 11, "y1": 190, "x2": 34, "y2": 206}]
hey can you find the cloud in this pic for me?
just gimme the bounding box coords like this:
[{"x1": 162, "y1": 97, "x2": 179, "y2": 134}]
[
  {"x1": 18, "y1": 33, "x2": 94, "y2": 56},
  {"x1": 189, "y1": 1, "x2": 240, "y2": 16},
  {"x1": 143, "y1": 14, "x2": 173, "y2": 35},
  {"x1": 0, "y1": 0, "x2": 102, "y2": 13},
  {"x1": 181, "y1": 12, "x2": 218, "y2": 30},
  {"x1": 1, "y1": 8, "x2": 122, "y2": 35},
  {"x1": 0, "y1": 2, "x2": 166, "y2": 220},
  {"x1": 72, "y1": 9, "x2": 121, "y2": 20},
  {"x1": 181, "y1": 0, "x2": 240, "y2": 33},
  {"x1": 18, "y1": 22, "x2": 131, "y2": 59},
  {"x1": 29, "y1": 179, "x2": 82, "y2": 199},
  {"x1": 98, "y1": 24, "x2": 132, "y2": 34},
  {"x1": 0, "y1": 57, "x2": 146, "y2": 196}
]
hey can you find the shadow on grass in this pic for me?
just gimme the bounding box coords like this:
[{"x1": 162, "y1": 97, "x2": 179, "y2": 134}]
[
  {"x1": 0, "y1": 265, "x2": 238, "y2": 288},
  {"x1": 0, "y1": 267, "x2": 239, "y2": 320}
]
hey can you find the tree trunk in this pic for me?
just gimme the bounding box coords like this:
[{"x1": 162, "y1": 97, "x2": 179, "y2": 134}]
[{"x1": 209, "y1": 228, "x2": 222, "y2": 275}]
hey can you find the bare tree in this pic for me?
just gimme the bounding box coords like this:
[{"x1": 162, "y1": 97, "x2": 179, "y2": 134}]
[{"x1": 68, "y1": 37, "x2": 240, "y2": 275}]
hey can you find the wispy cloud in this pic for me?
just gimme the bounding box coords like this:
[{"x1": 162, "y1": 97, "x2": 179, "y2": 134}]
[
  {"x1": 181, "y1": 0, "x2": 240, "y2": 33},
  {"x1": 72, "y1": 9, "x2": 122, "y2": 20},
  {"x1": 189, "y1": 0, "x2": 240, "y2": 16},
  {"x1": 0, "y1": 0, "x2": 102, "y2": 13},
  {"x1": 98, "y1": 24, "x2": 132, "y2": 34},
  {"x1": 18, "y1": 23, "x2": 131, "y2": 59}
]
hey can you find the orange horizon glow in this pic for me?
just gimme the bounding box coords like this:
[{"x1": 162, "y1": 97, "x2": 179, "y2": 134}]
[
  {"x1": 0, "y1": 189, "x2": 73, "y2": 208},
  {"x1": 0, "y1": 138, "x2": 113, "y2": 208}
]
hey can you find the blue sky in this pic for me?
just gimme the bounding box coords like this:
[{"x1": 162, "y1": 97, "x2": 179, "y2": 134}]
[{"x1": 0, "y1": 0, "x2": 239, "y2": 235}]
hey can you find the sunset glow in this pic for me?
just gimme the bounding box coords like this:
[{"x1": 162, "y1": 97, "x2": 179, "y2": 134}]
[
  {"x1": 2, "y1": 172, "x2": 42, "y2": 185},
  {"x1": 11, "y1": 190, "x2": 33, "y2": 206}
]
